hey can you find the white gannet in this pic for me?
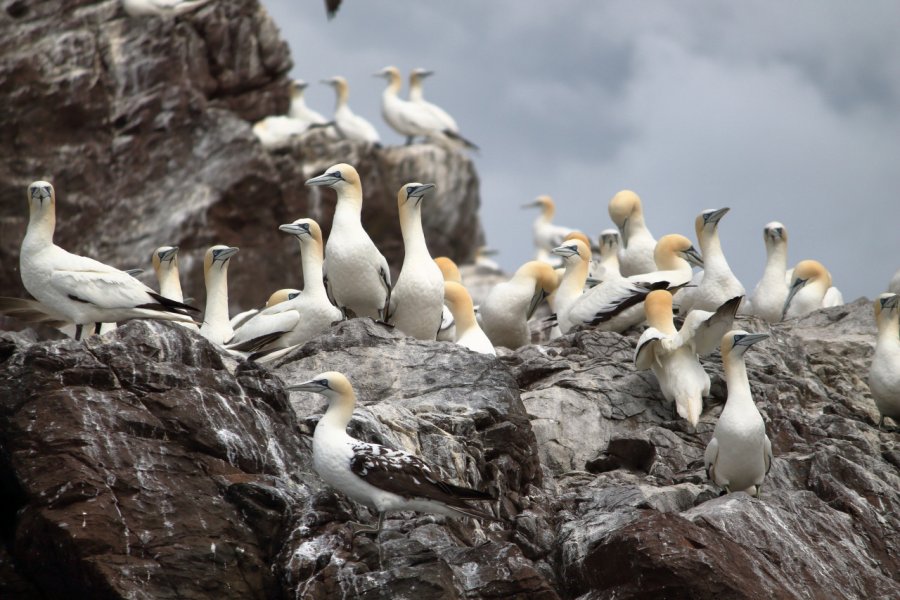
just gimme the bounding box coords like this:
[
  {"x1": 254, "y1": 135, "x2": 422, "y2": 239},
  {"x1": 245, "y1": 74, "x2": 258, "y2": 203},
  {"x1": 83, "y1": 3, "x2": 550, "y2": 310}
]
[
  {"x1": 229, "y1": 288, "x2": 300, "y2": 332},
  {"x1": 387, "y1": 183, "x2": 445, "y2": 340},
  {"x1": 226, "y1": 219, "x2": 342, "y2": 358},
  {"x1": 18, "y1": 181, "x2": 197, "y2": 340},
  {"x1": 548, "y1": 239, "x2": 593, "y2": 337},
  {"x1": 633, "y1": 290, "x2": 711, "y2": 426},
  {"x1": 152, "y1": 245, "x2": 198, "y2": 330},
  {"x1": 555, "y1": 234, "x2": 703, "y2": 334},
  {"x1": 522, "y1": 195, "x2": 575, "y2": 262},
  {"x1": 252, "y1": 116, "x2": 309, "y2": 151},
  {"x1": 782, "y1": 259, "x2": 842, "y2": 320},
  {"x1": 407, "y1": 67, "x2": 478, "y2": 150},
  {"x1": 321, "y1": 77, "x2": 380, "y2": 144},
  {"x1": 890, "y1": 269, "x2": 900, "y2": 295},
  {"x1": 869, "y1": 294, "x2": 900, "y2": 429},
  {"x1": 287, "y1": 372, "x2": 498, "y2": 536},
  {"x1": 679, "y1": 208, "x2": 745, "y2": 314},
  {"x1": 747, "y1": 222, "x2": 789, "y2": 323},
  {"x1": 593, "y1": 229, "x2": 623, "y2": 283},
  {"x1": 704, "y1": 330, "x2": 772, "y2": 497},
  {"x1": 306, "y1": 164, "x2": 391, "y2": 320},
  {"x1": 288, "y1": 79, "x2": 328, "y2": 126},
  {"x1": 375, "y1": 66, "x2": 437, "y2": 144},
  {"x1": 444, "y1": 281, "x2": 495, "y2": 355},
  {"x1": 121, "y1": 0, "x2": 213, "y2": 17},
  {"x1": 480, "y1": 261, "x2": 559, "y2": 349},
  {"x1": 434, "y1": 257, "x2": 462, "y2": 342},
  {"x1": 608, "y1": 190, "x2": 657, "y2": 277},
  {"x1": 199, "y1": 245, "x2": 239, "y2": 345}
]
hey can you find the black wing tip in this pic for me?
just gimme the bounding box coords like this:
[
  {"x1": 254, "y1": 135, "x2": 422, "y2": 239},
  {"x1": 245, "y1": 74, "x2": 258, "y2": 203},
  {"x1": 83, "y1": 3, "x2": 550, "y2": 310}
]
[{"x1": 148, "y1": 292, "x2": 200, "y2": 313}]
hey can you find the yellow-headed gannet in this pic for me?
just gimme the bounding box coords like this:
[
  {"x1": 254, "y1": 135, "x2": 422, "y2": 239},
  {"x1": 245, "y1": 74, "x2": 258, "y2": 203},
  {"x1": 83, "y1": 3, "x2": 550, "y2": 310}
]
[
  {"x1": 444, "y1": 282, "x2": 495, "y2": 355},
  {"x1": 548, "y1": 239, "x2": 592, "y2": 336},
  {"x1": 781, "y1": 259, "x2": 842, "y2": 319},
  {"x1": 386, "y1": 183, "x2": 444, "y2": 340},
  {"x1": 407, "y1": 67, "x2": 478, "y2": 150},
  {"x1": 199, "y1": 245, "x2": 239, "y2": 345},
  {"x1": 633, "y1": 290, "x2": 712, "y2": 426},
  {"x1": 704, "y1": 330, "x2": 772, "y2": 496},
  {"x1": 18, "y1": 181, "x2": 197, "y2": 340},
  {"x1": 679, "y1": 208, "x2": 745, "y2": 314},
  {"x1": 121, "y1": 0, "x2": 213, "y2": 17},
  {"x1": 608, "y1": 190, "x2": 657, "y2": 277},
  {"x1": 480, "y1": 261, "x2": 559, "y2": 349},
  {"x1": 869, "y1": 294, "x2": 900, "y2": 429},
  {"x1": 306, "y1": 164, "x2": 391, "y2": 320},
  {"x1": 553, "y1": 234, "x2": 703, "y2": 334},
  {"x1": 287, "y1": 372, "x2": 498, "y2": 536},
  {"x1": 522, "y1": 195, "x2": 575, "y2": 262},
  {"x1": 288, "y1": 80, "x2": 328, "y2": 127},
  {"x1": 593, "y1": 229, "x2": 623, "y2": 284},
  {"x1": 747, "y1": 222, "x2": 789, "y2": 323},
  {"x1": 321, "y1": 76, "x2": 380, "y2": 144},
  {"x1": 890, "y1": 269, "x2": 900, "y2": 295},
  {"x1": 153, "y1": 245, "x2": 198, "y2": 330},
  {"x1": 434, "y1": 257, "x2": 462, "y2": 342},
  {"x1": 227, "y1": 219, "x2": 342, "y2": 359}
]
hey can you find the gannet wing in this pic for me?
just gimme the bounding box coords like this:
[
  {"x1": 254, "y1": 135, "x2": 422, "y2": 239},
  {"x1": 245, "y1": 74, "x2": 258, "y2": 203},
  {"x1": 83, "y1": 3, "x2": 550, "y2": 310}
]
[
  {"x1": 634, "y1": 327, "x2": 665, "y2": 370},
  {"x1": 678, "y1": 295, "x2": 743, "y2": 356},
  {"x1": 764, "y1": 436, "x2": 773, "y2": 475},
  {"x1": 823, "y1": 286, "x2": 843, "y2": 308},
  {"x1": 226, "y1": 308, "x2": 299, "y2": 351},
  {"x1": 704, "y1": 437, "x2": 719, "y2": 481},
  {"x1": 229, "y1": 308, "x2": 259, "y2": 330},
  {"x1": 577, "y1": 279, "x2": 669, "y2": 326},
  {"x1": 439, "y1": 304, "x2": 454, "y2": 332}
]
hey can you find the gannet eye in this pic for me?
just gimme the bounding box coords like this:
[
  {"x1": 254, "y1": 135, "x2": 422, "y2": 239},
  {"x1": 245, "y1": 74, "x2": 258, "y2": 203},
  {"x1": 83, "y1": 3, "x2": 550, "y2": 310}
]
[
  {"x1": 315, "y1": 379, "x2": 330, "y2": 389},
  {"x1": 288, "y1": 292, "x2": 300, "y2": 300},
  {"x1": 328, "y1": 171, "x2": 344, "y2": 180}
]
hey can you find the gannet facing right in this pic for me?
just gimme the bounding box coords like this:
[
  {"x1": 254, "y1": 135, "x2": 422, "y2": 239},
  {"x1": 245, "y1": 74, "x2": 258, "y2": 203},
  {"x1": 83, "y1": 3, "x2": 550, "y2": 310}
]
[
  {"x1": 781, "y1": 259, "x2": 841, "y2": 320},
  {"x1": 407, "y1": 67, "x2": 478, "y2": 150},
  {"x1": 434, "y1": 257, "x2": 462, "y2": 342},
  {"x1": 679, "y1": 208, "x2": 745, "y2": 314},
  {"x1": 869, "y1": 294, "x2": 900, "y2": 429},
  {"x1": 322, "y1": 76, "x2": 380, "y2": 144},
  {"x1": 522, "y1": 195, "x2": 574, "y2": 262},
  {"x1": 288, "y1": 80, "x2": 328, "y2": 127},
  {"x1": 306, "y1": 164, "x2": 391, "y2": 321},
  {"x1": 121, "y1": 0, "x2": 213, "y2": 17},
  {"x1": 748, "y1": 222, "x2": 789, "y2": 323},
  {"x1": 18, "y1": 181, "x2": 197, "y2": 340},
  {"x1": 287, "y1": 372, "x2": 498, "y2": 537},
  {"x1": 608, "y1": 190, "x2": 657, "y2": 277},
  {"x1": 387, "y1": 183, "x2": 445, "y2": 340},
  {"x1": 444, "y1": 282, "x2": 495, "y2": 355},
  {"x1": 480, "y1": 261, "x2": 558, "y2": 349},
  {"x1": 199, "y1": 245, "x2": 239, "y2": 345},
  {"x1": 704, "y1": 330, "x2": 772, "y2": 497}
]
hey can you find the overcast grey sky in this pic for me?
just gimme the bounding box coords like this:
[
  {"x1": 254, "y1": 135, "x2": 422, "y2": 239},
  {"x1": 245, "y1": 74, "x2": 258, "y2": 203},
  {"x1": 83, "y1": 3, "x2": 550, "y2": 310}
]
[{"x1": 263, "y1": 0, "x2": 900, "y2": 301}]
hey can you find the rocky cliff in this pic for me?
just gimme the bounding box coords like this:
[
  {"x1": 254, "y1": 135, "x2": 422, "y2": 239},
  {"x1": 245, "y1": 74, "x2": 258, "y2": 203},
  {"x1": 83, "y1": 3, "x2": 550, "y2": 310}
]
[{"x1": 1, "y1": 299, "x2": 898, "y2": 599}]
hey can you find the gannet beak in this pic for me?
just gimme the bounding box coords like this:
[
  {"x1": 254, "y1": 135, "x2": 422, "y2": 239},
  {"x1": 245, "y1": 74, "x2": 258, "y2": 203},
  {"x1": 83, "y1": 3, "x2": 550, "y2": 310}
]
[
  {"x1": 768, "y1": 227, "x2": 784, "y2": 240},
  {"x1": 158, "y1": 247, "x2": 179, "y2": 262},
  {"x1": 286, "y1": 378, "x2": 330, "y2": 393},
  {"x1": 305, "y1": 170, "x2": 344, "y2": 187},
  {"x1": 521, "y1": 200, "x2": 542, "y2": 209},
  {"x1": 734, "y1": 333, "x2": 769, "y2": 347},
  {"x1": 551, "y1": 244, "x2": 578, "y2": 257},
  {"x1": 585, "y1": 276, "x2": 602, "y2": 288},
  {"x1": 480, "y1": 248, "x2": 499, "y2": 256},
  {"x1": 704, "y1": 207, "x2": 730, "y2": 226},
  {"x1": 405, "y1": 183, "x2": 436, "y2": 205},
  {"x1": 682, "y1": 246, "x2": 705, "y2": 268},
  {"x1": 418, "y1": 69, "x2": 434, "y2": 78},
  {"x1": 279, "y1": 223, "x2": 310, "y2": 237},
  {"x1": 212, "y1": 246, "x2": 239, "y2": 262},
  {"x1": 320, "y1": 79, "x2": 335, "y2": 86},
  {"x1": 526, "y1": 289, "x2": 547, "y2": 320},
  {"x1": 30, "y1": 185, "x2": 52, "y2": 205},
  {"x1": 880, "y1": 294, "x2": 899, "y2": 310},
  {"x1": 781, "y1": 278, "x2": 808, "y2": 319}
]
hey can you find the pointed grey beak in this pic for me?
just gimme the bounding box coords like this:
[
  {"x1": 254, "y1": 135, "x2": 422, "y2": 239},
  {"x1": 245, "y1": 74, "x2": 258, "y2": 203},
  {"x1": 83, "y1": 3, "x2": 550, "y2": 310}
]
[
  {"x1": 158, "y1": 247, "x2": 179, "y2": 262},
  {"x1": 212, "y1": 247, "x2": 239, "y2": 262},
  {"x1": 31, "y1": 187, "x2": 52, "y2": 204},
  {"x1": 405, "y1": 183, "x2": 436, "y2": 205},
  {"x1": 279, "y1": 223, "x2": 310, "y2": 237},
  {"x1": 880, "y1": 294, "x2": 899, "y2": 310},
  {"x1": 320, "y1": 79, "x2": 335, "y2": 86},
  {"x1": 734, "y1": 333, "x2": 769, "y2": 347},
  {"x1": 521, "y1": 200, "x2": 542, "y2": 210},
  {"x1": 480, "y1": 248, "x2": 499, "y2": 257},
  {"x1": 124, "y1": 268, "x2": 144, "y2": 277},
  {"x1": 551, "y1": 244, "x2": 579, "y2": 258},
  {"x1": 286, "y1": 379, "x2": 329, "y2": 393},
  {"x1": 526, "y1": 289, "x2": 547, "y2": 320},
  {"x1": 682, "y1": 246, "x2": 704, "y2": 268},
  {"x1": 703, "y1": 207, "x2": 730, "y2": 226},
  {"x1": 766, "y1": 227, "x2": 784, "y2": 241},
  {"x1": 293, "y1": 81, "x2": 309, "y2": 91},
  {"x1": 306, "y1": 172, "x2": 340, "y2": 187},
  {"x1": 781, "y1": 278, "x2": 807, "y2": 319}
]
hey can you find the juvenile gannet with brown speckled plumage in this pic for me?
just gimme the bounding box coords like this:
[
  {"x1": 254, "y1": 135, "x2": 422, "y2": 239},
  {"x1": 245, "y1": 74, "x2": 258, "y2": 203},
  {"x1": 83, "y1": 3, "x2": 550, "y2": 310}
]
[
  {"x1": 199, "y1": 245, "x2": 238, "y2": 345},
  {"x1": 435, "y1": 257, "x2": 462, "y2": 342},
  {"x1": 679, "y1": 208, "x2": 745, "y2": 315},
  {"x1": 480, "y1": 261, "x2": 559, "y2": 349},
  {"x1": 321, "y1": 77, "x2": 380, "y2": 144},
  {"x1": 287, "y1": 371, "x2": 498, "y2": 537},
  {"x1": 306, "y1": 164, "x2": 392, "y2": 321},
  {"x1": 17, "y1": 181, "x2": 197, "y2": 340},
  {"x1": 869, "y1": 294, "x2": 900, "y2": 429},
  {"x1": 704, "y1": 330, "x2": 772, "y2": 497},
  {"x1": 781, "y1": 259, "x2": 842, "y2": 319},
  {"x1": 523, "y1": 195, "x2": 575, "y2": 263},
  {"x1": 444, "y1": 282, "x2": 495, "y2": 355},
  {"x1": 608, "y1": 190, "x2": 657, "y2": 277},
  {"x1": 747, "y1": 222, "x2": 789, "y2": 323},
  {"x1": 387, "y1": 183, "x2": 445, "y2": 340}
]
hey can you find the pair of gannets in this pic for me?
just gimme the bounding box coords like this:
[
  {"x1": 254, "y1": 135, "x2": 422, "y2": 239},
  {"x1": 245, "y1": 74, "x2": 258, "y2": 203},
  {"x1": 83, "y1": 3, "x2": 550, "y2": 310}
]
[
  {"x1": 121, "y1": 0, "x2": 212, "y2": 17},
  {"x1": 16, "y1": 181, "x2": 197, "y2": 340},
  {"x1": 678, "y1": 208, "x2": 745, "y2": 314},
  {"x1": 321, "y1": 77, "x2": 380, "y2": 144},
  {"x1": 608, "y1": 190, "x2": 657, "y2": 277},
  {"x1": 522, "y1": 195, "x2": 575, "y2": 263},
  {"x1": 287, "y1": 372, "x2": 498, "y2": 536},
  {"x1": 869, "y1": 294, "x2": 900, "y2": 429},
  {"x1": 253, "y1": 80, "x2": 333, "y2": 150},
  {"x1": 633, "y1": 290, "x2": 742, "y2": 425},
  {"x1": 480, "y1": 261, "x2": 558, "y2": 349}
]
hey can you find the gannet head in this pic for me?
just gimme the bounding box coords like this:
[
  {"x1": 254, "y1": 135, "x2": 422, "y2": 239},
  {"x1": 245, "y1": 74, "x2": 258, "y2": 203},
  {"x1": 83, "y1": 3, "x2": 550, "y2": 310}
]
[
  {"x1": 321, "y1": 76, "x2": 347, "y2": 91},
  {"x1": 305, "y1": 163, "x2": 361, "y2": 194},
  {"x1": 410, "y1": 67, "x2": 434, "y2": 81},
  {"x1": 874, "y1": 293, "x2": 900, "y2": 324},
  {"x1": 152, "y1": 246, "x2": 179, "y2": 273},
  {"x1": 290, "y1": 80, "x2": 309, "y2": 97},
  {"x1": 515, "y1": 261, "x2": 558, "y2": 318},
  {"x1": 782, "y1": 259, "x2": 830, "y2": 319},
  {"x1": 655, "y1": 234, "x2": 703, "y2": 270},
  {"x1": 279, "y1": 218, "x2": 323, "y2": 246},
  {"x1": 434, "y1": 257, "x2": 462, "y2": 283},
  {"x1": 608, "y1": 190, "x2": 642, "y2": 229},
  {"x1": 287, "y1": 371, "x2": 357, "y2": 423},
  {"x1": 564, "y1": 231, "x2": 591, "y2": 248},
  {"x1": 599, "y1": 229, "x2": 620, "y2": 255},
  {"x1": 644, "y1": 289, "x2": 674, "y2": 328},
  {"x1": 204, "y1": 245, "x2": 239, "y2": 273},
  {"x1": 763, "y1": 221, "x2": 787, "y2": 244},
  {"x1": 721, "y1": 329, "x2": 769, "y2": 358},
  {"x1": 551, "y1": 239, "x2": 591, "y2": 265},
  {"x1": 266, "y1": 288, "x2": 301, "y2": 307},
  {"x1": 476, "y1": 246, "x2": 498, "y2": 258},
  {"x1": 398, "y1": 182, "x2": 436, "y2": 209},
  {"x1": 374, "y1": 65, "x2": 402, "y2": 85},
  {"x1": 444, "y1": 281, "x2": 476, "y2": 324},
  {"x1": 521, "y1": 195, "x2": 555, "y2": 218},
  {"x1": 694, "y1": 207, "x2": 730, "y2": 239},
  {"x1": 27, "y1": 180, "x2": 54, "y2": 214}
]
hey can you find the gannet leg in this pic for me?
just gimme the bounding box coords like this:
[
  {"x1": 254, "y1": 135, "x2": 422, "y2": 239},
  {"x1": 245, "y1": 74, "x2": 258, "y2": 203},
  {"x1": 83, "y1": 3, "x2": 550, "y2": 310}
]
[
  {"x1": 94, "y1": 323, "x2": 102, "y2": 335},
  {"x1": 754, "y1": 485, "x2": 762, "y2": 498},
  {"x1": 75, "y1": 324, "x2": 83, "y2": 341}
]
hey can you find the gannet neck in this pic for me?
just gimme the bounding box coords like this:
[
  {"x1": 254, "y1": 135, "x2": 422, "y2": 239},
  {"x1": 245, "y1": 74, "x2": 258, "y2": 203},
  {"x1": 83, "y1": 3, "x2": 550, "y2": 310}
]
[
  {"x1": 409, "y1": 76, "x2": 424, "y2": 102},
  {"x1": 333, "y1": 79, "x2": 349, "y2": 108},
  {"x1": 877, "y1": 308, "x2": 900, "y2": 341},
  {"x1": 434, "y1": 257, "x2": 461, "y2": 283},
  {"x1": 539, "y1": 197, "x2": 555, "y2": 221},
  {"x1": 557, "y1": 253, "x2": 590, "y2": 299},
  {"x1": 722, "y1": 349, "x2": 753, "y2": 406},
  {"x1": 300, "y1": 236, "x2": 326, "y2": 295},
  {"x1": 382, "y1": 69, "x2": 403, "y2": 96},
  {"x1": 25, "y1": 184, "x2": 56, "y2": 247},
  {"x1": 699, "y1": 226, "x2": 730, "y2": 270},
  {"x1": 319, "y1": 386, "x2": 357, "y2": 431},
  {"x1": 203, "y1": 255, "x2": 232, "y2": 332},
  {"x1": 763, "y1": 237, "x2": 788, "y2": 275},
  {"x1": 444, "y1": 282, "x2": 477, "y2": 332},
  {"x1": 399, "y1": 204, "x2": 429, "y2": 257},
  {"x1": 157, "y1": 262, "x2": 184, "y2": 302},
  {"x1": 645, "y1": 290, "x2": 677, "y2": 334}
]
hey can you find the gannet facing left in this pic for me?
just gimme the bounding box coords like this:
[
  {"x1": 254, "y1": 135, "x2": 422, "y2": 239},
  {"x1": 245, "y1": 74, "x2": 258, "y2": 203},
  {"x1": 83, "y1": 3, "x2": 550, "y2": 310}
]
[
  {"x1": 869, "y1": 294, "x2": 900, "y2": 429},
  {"x1": 306, "y1": 164, "x2": 391, "y2": 320},
  {"x1": 704, "y1": 330, "x2": 772, "y2": 497},
  {"x1": 608, "y1": 190, "x2": 657, "y2": 277},
  {"x1": 480, "y1": 261, "x2": 559, "y2": 349},
  {"x1": 748, "y1": 222, "x2": 789, "y2": 323},
  {"x1": 782, "y1": 259, "x2": 842, "y2": 320},
  {"x1": 444, "y1": 282, "x2": 495, "y2": 355},
  {"x1": 199, "y1": 245, "x2": 239, "y2": 345},
  {"x1": 287, "y1": 372, "x2": 498, "y2": 536},
  {"x1": 522, "y1": 195, "x2": 574, "y2": 262},
  {"x1": 18, "y1": 181, "x2": 197, "y2": 340},
  {"x1": 387, "y1": 183, "x2": 444, "y2": 340},
  {"x1": 679, "y1": 208, "x2": 745, "y2": 314},
  {"x1": 121, "y1": 0, "x2": 213, "y2": 17},
  {"x1": 322, "y1": 77, "x2": 380, "y2": 144}
]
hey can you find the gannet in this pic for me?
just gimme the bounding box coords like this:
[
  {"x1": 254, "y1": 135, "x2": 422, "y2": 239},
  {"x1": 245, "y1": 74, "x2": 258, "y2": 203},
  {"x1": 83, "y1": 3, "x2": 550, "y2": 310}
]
[
  {"x1": 288, "y1": 80, "x2": 328, "y2": 126},
  {"x1": 480, "y1": 261, "x2": 558, "y2": 349},
  {"x1": 384, "y1": 183, "x2": 444, "y2": 339},
  {"x1": 252, "y1": 116, "x2": 309, "y2": 151},
  {"x1": 633, "y1": 290, "x2": 711, "y2": 426},
  {"x1": 608, "y1": 190, "x2": 657, "y2": 277},
  {"x1": 522, "y1": 195, "x2": 574, "y2": 262},
  {"x1": 444, "y1": 282, "x2": 495, "y2": 355},
  {"x1": 287, "y1": 372, "x2": 498, "y2": 536},
  {"x1": 152, "y1": 245, "x2": 198, "y2": 330},
  {"x1": 226, "y1": 219, "x2": 342, "y2": 357},
  {"x1": 593, "y1": 229, "x2": 623, "y2": 283},
  {"x1": 199, "y1": 245, "x2": 239, "y2": 345},
  {"x1": 704, "y1": 330, "x2": 772, "y2": 497},
  {"x1": 407, "y1": 67, "x2": 478, "y2": 150},
  {"x1": 434, "y1": 257, "x2": 462, "y2": 342},
  {"x1": 229, "y1": 288, "x2": 300, "y2": 332},
  {"x1": 321, "y1": 77, "x2": 380, "y2": 144},
  {"x1": 747, "y1": 222, "x2": 789, "y2": 323},
  {"x1": 890, "y1": 269, "x2": 900, "y2": 295},
  {"x1": 679, "y1": 208, "x2": 745, "y2": 314},
  {"x1": 869, "y1": 294, "x2": 900, "y2": 429},
  {"x1": 306, "y1": 164, "x2": 391, "y2": 320},
  {"x1": 548, "y1": 239, "x2": 593, "y2": 336},
  {"x1": 782, "y1": 259, "x2": 842, "y2": 319},
  {"x1": 121, "y1": 0, "x2": 213, "y2": 17},
  {"x1": 474, "y1": 246, "x2": 501, "y2": 271},
  {"x1": 18, "y1": 181, "x2": 197, "y2": 340},
  {"x1": 554, "y1": 234, "x2": 703, "y2": 334}
]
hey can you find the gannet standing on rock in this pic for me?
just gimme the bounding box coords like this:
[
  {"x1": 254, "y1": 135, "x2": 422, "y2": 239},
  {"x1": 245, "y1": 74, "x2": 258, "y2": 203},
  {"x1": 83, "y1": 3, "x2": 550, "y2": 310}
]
[
  {"x1": 480, "y1": 261, "x2": 558, "y2": 349},
  {"x1": 199, "y1": 245, "x2": 239, "y2": 345},
  {"x1": 288, "y1": 80, "x2": 328, "y2": 127},
  {"x1": 748, "y1": 222, "x2": 789, "y2": 323},
  {"x1": 287, "y1": 372, "x2": 498, "y2": 536},
  {"x1": 443, "y1": 282, "x2": 495, "y2": 355},
  {"x1": 121, "y1": 0, "x2": 213, "y2": 17},
  {"x1": 868, "y1": 294, "x2": 900, "y2": 429},
  {"x1": 704, "y1": 330, "x2": 773, "y2": 497},
  {"x1": 679, "y1": 208, "x2": 745, "y2": 314},
  {"x1": 306, "y1": 164, "x2": 391, "y2": 320},
  {"x1": 152, "y1": 246, "x2": 198, "y2": 330},
  {"x1": 608, "y1": 190, "x2": 657, "y2": 277},
  {"x1": 387, "y1": 183, "x2": 445, "y2": 340},
  {"x1": 781, "y1": 260, "x2": 842, "y2": 320},
  {"x1": 407, "y1": 67, "x2": 478, "y2": 150},
  {"x1": 434, "y1": 257, "x2": 462, "y2": 342},
  {"x1": 523, "y1": 195, "x2": 574, "y2": 262},
  {"x1": 322, "y1": 77, "x2": 380, "y2": 144},
  {"x1": 18, "y1": 181, "x2": 197, "y2": 340}
]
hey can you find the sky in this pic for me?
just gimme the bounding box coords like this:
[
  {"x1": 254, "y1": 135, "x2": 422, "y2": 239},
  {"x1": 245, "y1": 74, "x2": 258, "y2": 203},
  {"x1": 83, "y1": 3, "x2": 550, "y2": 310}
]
[{"x1": 262, "y1": 0, "x2": 900, "y2": 301}]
